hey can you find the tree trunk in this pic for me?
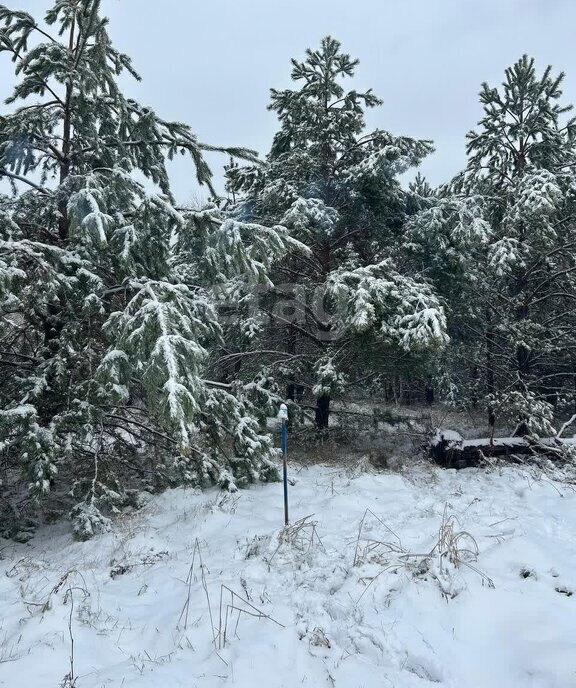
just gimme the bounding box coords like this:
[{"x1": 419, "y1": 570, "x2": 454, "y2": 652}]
[
  {"x1": 315, "y1": 394, "x2": 330, "y2": 429},
  {"x1": 515, "y1": 284, "x2": 530, "y2": 379},
  {"x1": 285, "y1": 325, "x2": 297, "y2": 401},
  {"x1": 515, "y1": 217, "x2": 531, "y2": 380},
  {"x1": 57, "y1": 15, "x2": 76, "y2": 242},
  {"x1": 517, "y1": 341, "x2": 531, "y2": 379},
  {"x1": 431, "y1": 433, "x2": 572, "y2": 468},
  {"x1": 485, "y1": 309, "x2": 495, "y2": 396},
  {"x1": 484, "y1": 308, "x2": 497, "y2": 426}
]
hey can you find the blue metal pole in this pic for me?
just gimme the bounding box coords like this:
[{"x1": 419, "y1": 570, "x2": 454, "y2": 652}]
[{"x1": 281, "y1": 419, "x2": 288, "y2": 525}]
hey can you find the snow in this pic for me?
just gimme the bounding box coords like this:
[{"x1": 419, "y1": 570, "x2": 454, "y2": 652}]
[
  {"x1": 432, "y1": 428, "x2": 463, "y2": 447},
  {"x1": 461, "y1": 437, "x2": 576, "y2": 448},
  {"x1": 1, "y1": 461, "x2": 576, "y2": 687},
  {"x1": 281, "y1": 197, "x2": 339, "y2": 237}
]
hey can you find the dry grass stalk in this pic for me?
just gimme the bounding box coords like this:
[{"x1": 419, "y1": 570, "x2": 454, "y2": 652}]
[
  {"x1": 217, "y1": 585, "x2": 284, "y2": 649},
  {"x1": 354, "y1": 504, "x2": 494, "y2": 602},
  {"x1": 353, "y1": 508, "x2": 403, "y2": 567},
  {"x1": 267, "y1": 515, "x2": 324, "y2": 569}
]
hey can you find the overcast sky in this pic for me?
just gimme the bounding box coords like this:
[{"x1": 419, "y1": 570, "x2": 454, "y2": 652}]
[{"x1": 2, "y1": 0, "x2": 576, "y2": 201}]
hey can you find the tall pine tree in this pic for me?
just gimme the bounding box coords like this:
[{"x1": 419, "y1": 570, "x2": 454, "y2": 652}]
[
  {"x1": 0, "y1": 0, "x2": 298, "y2": 538},
  {"x1": 225, "y1": 37, "x2": 448, "y2": 428},
  {"x1": 409, "y1": 56, "x2": 576, "y2": 433}
]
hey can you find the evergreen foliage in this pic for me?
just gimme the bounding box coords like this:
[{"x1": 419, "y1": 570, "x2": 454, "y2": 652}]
[
  {"x1": 409, "y1": 56, "x2": 576, "y2": 429},
  {"x1": 225, "y1": 37, "x2": 447, "y2": 427},
  {"x1": 2, "y1": 6, "x2": 576, "y2": 539},
  {"x1": 0, "y1": 0, "x2": 296, "y2": 538}
]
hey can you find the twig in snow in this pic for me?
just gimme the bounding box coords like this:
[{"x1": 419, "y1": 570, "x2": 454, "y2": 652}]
[
  {"x1": 176, "y1": 539, "x2": 222, "y2": 662},
  {"x1": 267, "y1": 515, "x2": 324, "y2": 569},
  {"x1": 353, "y1": 508, "x2": 403, "y2": 567},
  {"x1": 60, "y1": 584, "x2": 89, "y2": 688},
  {"x1": 217, "y1": 585, "x2": 284, "y2": 649}
]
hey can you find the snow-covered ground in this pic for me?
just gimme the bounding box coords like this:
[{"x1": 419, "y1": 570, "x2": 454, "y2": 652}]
[{"x1": 1, "y1": 460, "x2": 575, "y2": 688}]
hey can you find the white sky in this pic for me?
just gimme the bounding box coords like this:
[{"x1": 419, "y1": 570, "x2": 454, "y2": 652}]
[{"x1": 2, "y1": 0, "x2": 576, "y2": 202}]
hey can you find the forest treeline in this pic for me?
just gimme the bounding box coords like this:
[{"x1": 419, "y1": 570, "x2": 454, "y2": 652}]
[{"x1": 1, "y1": 1, "x2": 575, "y2": 537}]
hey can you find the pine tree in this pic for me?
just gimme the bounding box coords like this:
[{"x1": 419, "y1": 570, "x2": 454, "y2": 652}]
[
  {"x1": 0, "y1": 1, "x2": 296, "y2": 538},
  {"x1": 409, "y1": 56, "x2": 576, "y2": 432},
  {"x1": 225, "y1": 37, "x2": 447, "y2": 428}
]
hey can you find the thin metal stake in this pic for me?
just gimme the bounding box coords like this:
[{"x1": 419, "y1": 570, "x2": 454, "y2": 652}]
[{"x1": 281, "y1": 418, "x2": 288, "y2": 525}]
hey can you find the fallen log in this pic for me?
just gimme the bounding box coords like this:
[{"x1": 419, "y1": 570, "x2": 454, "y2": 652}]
[{"x1": 430, "y1": 429, "x2": 576, "y2": 469}]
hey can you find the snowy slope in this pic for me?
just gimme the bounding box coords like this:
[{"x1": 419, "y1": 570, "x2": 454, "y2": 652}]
[{"x1": 1, "y1": 461, "x2": 575, "y2": 688}]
